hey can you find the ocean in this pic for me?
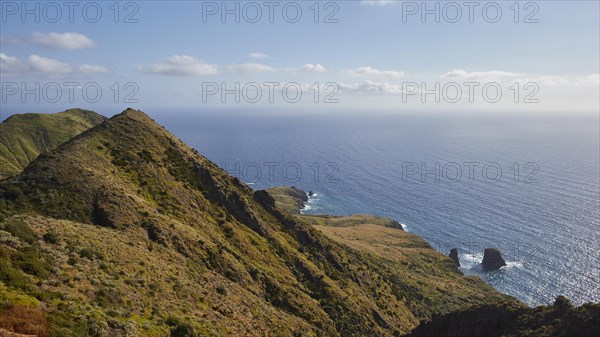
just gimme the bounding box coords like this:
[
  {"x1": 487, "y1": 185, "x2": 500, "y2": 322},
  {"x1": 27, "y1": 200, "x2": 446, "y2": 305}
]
[{"x1": 157, "y1": 110, "x2": 599, "y2": 307}]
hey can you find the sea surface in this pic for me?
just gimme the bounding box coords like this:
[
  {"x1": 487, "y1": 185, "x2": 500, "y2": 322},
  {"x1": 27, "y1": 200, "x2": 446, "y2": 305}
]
[{"x1": 157, "y1": 110, "x2": 599, "y2": 307}]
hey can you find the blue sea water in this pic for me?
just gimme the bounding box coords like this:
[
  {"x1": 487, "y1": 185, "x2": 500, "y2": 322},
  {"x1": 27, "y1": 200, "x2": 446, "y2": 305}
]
[{"x1": 157, "y1": 110, "x2": 599, "y2": 307}]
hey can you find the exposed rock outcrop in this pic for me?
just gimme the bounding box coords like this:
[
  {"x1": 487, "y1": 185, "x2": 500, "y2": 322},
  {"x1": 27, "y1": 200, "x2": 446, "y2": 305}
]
[
  {"x1": 449, "y1": 248, "x2": 460, "y2": 267},
  {"x1": 482, "y1": 248, "x2": 506, "y2": 271}
]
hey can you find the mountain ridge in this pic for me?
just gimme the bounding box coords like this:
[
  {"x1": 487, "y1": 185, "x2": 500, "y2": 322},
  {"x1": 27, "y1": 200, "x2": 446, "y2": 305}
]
[
  {"x1": 0, "y1": 108, "x2": 538, "y2": 336},
  {"x1": 0, "y1": 108, "x2": 106, "y2": 179}
]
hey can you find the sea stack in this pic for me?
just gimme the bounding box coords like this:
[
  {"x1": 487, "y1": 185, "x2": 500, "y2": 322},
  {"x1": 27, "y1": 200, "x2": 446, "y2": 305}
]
[
  {"x1": 482, "y1": 248, "x2": 507, "y2": 271},
  {"x1": 449, "y1": 248, "x2": 460, "y2": 267}
]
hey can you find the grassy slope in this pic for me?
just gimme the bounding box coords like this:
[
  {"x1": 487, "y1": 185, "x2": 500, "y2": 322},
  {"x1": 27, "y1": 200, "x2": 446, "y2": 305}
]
[
  {"x1": 0, "y1": 109, "x2": 106, "y2": 178},
  {"x1": 266, "y1": 186, "x2": 308, "y2": 214},
  {"x1": 267, "y1": 188, "x2": 600, "y2": 337},
  {"x1": 0, "y1": 109, "x2": 512, "y2": 337},
  {"x1": 267, "y1": 186, "x2": 525, "y2": 325}
]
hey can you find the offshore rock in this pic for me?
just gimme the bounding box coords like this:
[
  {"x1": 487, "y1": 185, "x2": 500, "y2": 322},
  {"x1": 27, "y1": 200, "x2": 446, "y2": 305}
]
[
  {"x1": 449, "y1": 248, "x2": 460, "y2": 267},
  {"x1": 482, "y1": 248, "x2": 506, "y2": 271}
]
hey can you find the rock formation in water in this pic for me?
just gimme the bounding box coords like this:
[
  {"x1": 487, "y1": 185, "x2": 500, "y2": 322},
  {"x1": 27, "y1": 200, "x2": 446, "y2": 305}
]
[
  {"x1": 482, "y1": 248, "x2": 507, "y2": 271},
  {"x1": 449, "y1": 248, "x2": 460, "y2": 267}
]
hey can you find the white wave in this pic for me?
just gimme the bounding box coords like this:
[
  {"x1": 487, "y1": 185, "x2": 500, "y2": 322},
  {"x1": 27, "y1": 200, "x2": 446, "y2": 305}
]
[
  {"x1": 459, "y1": 253, "x2": 523, "y2": 270},
  {"x1": 461, "y1": 253, "x2": 484, "y2": 263},
  {"x1": 505, "y1": 261, "x2": 524, "y2": 269},
  {"x1": 300, "y1": 203, "x2": 314, "y2": 214},
  {"x1": 459, "y1": 253, "x2": 484, "y2": 269}
]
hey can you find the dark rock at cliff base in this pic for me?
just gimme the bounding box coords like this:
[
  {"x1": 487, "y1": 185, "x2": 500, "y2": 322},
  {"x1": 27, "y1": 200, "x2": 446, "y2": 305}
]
[
  {"x1": 290, "y1": 186, "x2": 309, "y2": 202},
  {"x1": 449, "y1": 248, "x2": 460, "y2": 267},
  {"x1": 308, "y1": 190, "x2": 314, "y2": 197},
  {"x1": 482, "y1": 248, "x2": 506, "y2": 271}
]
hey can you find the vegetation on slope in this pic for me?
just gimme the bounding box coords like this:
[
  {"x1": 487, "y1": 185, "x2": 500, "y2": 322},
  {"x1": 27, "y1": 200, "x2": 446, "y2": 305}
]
[
  {"x1": 266, "y1": 186, "x2": 308, "y2": 214},
  {"x1": 405, "y1": 296, "x2": 600, "y2": 337},
  {"x1": 0, "y1": 109, "x2": 513, "y2": 336},
  {"x1": 0, "y1": 109, "x2": 106, "y2": 179},
  {"x1": 268, "y1": 187, "x2": 600, "y2": 337}
]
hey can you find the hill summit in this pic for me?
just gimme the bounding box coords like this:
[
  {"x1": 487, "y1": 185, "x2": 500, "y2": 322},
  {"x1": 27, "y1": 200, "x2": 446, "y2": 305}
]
[{"x1": 0, "y1": 108, "x2": 106, "y2": 179}]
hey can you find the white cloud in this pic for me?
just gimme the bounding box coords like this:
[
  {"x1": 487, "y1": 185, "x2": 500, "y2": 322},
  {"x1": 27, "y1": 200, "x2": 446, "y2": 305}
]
[
  {"x1": 339, "y1": 80, "x2": 403, "y2": 94},
  {"x1": 0, "y1": 35, "x2": 21, "y2": 45},
  {"x1": 138, "y1": 55, "x2": 219, "y2": 76},
  {"x1": 343, "y1": 66, "x2": 404, "y2": 79},
  {"x1": 300, "y1": 64, "x2": 326, "y2": 73},
  {"x1": 442, "y1": 69, "x2": 522, "y2": 81},
  {"x1": 249, "y1": 52, "x2": 269, "y2": 60},
  {"x1": 27, "y1": 54, "x2": 73, "y2": 74},
  {"x1": 517, "y1": 74, "x2": 600, "y2": 86},
  {"x1": 573, "y1": 73, "x2": 600, "y2": 86},
  {"x1": 361, "y1": 0, "x2": 395, "y2": 6},
  {"x1": 31, "y1": 32, "x2": 96, "y2": 50},
  {"x1": 442, "y1": 70, "x2": 599, "y2": 87},
  {"x1": 0, "y1": 53, "x2": 109, "y2": 76},
  {"x1": 228, "y1": 63, "x2": 275, "y2": 74},
  {"x1": 0, "y1": 53, "x2": 22, "y2": 75},
  {"x1": 78, "y1": 64, "x2": 109, "y2": 74}
]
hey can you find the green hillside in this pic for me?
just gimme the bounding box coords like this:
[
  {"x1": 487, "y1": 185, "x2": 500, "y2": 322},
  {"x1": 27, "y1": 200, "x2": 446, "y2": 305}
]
[
  {"x1": 267, "y1": 187, "x2": 600, "y2": 337},
  {"x1": 0, "y1": 109, "x2": 512, "y2": 337},
  {"x1": 0, "y1": 109, "x2": 106, "y2": 179}
]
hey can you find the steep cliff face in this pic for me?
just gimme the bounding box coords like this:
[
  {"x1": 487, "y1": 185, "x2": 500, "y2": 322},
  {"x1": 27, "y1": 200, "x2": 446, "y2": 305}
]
[
  {"x1": 405, "y1": 297, "x2": 600, "y2": 337},
  {"x1": 0, "y1": 109, "x2": 106, "y2": 178},
  {"x1": 0, "y1": 109, "x2": 512, "y2": 336}
]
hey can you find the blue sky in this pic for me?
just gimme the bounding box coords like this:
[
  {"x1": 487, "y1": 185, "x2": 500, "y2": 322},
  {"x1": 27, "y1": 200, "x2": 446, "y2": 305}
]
[{"x1": 1, "y1": 0, "x2": 599, "y2": 114}]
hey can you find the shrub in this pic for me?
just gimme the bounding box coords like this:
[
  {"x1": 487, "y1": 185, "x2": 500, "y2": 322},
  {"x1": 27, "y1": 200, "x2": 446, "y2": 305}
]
[
  {"x1": 0, "y1": 248, "x2": 23, "y2": 287},
  {"x1": 166, "y1": 316, "x2": 197, "y2": 337},
  {"x1": 47, "y1": 310, "x2": 88, "y2": 337},
  {"x1": 43, "y1": 231, "x2": 60, "y2": 244},
  {"x1": 12, "y1": 247, "x2": 50, "y2": 278},
  {"x1": 216, "y1": 285, "x2": 227, "y2": 295},
  {"x1": 138, "y1": 150, "x2": 155, "y2": 162},
  {"x1": 171, "y1": 323, "x2": 197, "y2": 337},
  {"x1": 3, "y1": 221, "x2": 36, "y2": 244},
  {"x1": 222, "y1": 224, "x2": 234, "y2": 238},
  {"x1": 79, "y1": 248, "x2": 103, "y2": 261},
  {"x1": 94, "y1": 288, "x2": 121, "y2": 307},
  {"x1": 0, "y1": 262, "x2": 32, "y2": 291},
  {"x1": 1, "y1": 185, "x2": 25, "y2": 201},
  {"x1": 554, "y1": 296, "x2": 573, "y2": 312},
  {"x1": 111, "y1": 157, "x2": 128, "y2": 168}
]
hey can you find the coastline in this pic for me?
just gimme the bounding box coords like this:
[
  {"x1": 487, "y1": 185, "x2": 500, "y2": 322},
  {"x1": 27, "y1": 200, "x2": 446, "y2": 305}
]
[
  {"x1": 264, "y1": 185, "x2": 600, "y2": 336},
  {"x1": 266, "y1": 186, "x2": 406, "y2": 230}
]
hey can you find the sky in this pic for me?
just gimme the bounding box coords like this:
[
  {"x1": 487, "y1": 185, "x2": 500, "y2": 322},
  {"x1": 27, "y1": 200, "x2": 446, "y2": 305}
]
[{"x1": 0, "y1": 0, "x2": 599, "y2": 115}]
